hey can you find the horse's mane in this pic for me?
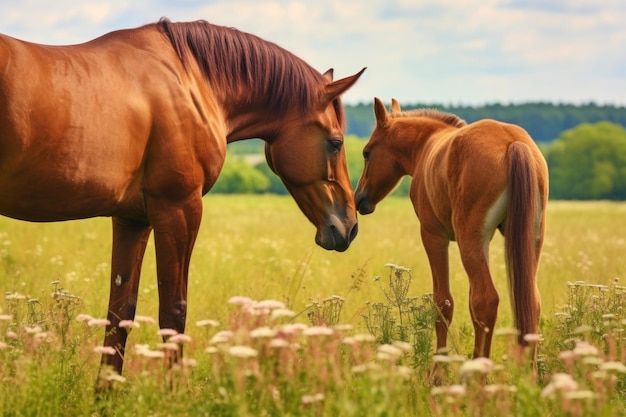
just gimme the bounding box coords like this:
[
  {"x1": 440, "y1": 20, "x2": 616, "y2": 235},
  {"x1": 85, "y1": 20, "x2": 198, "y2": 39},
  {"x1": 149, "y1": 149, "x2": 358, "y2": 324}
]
[
  {"x1": 393, "y1": 108, "x2": 467, "y2": 128},
  {"x1": 156, "y1": 18, "x2": 333, "y2": 119}
]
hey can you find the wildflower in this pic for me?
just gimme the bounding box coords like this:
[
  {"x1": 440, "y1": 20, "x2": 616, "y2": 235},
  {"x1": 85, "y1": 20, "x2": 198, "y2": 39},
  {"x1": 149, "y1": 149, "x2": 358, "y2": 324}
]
[
  {"x1": 169, "y1": 334, "x2": 192, "y2": 344},
  {"x1": 271, "y1": 308, "x2": 296, "y2": 320},
  {"x1": 432, "y1": 385, "x2": 466, "y2": 397},
  {"x1": 139, "y1": 349, "x2": 165, "y2": 359},
  {"x1": 599, "y1": 361, "x2": 626, "y2": 373},
  {"x1": 558, "y1": 350, "x2": 576, "y2": 361},
  {"x1": 119, "y1": 320, "x2": 139, "y2": 329},
  {"x1": 205, "y1": 346, "x2": 218, "y2": 354},
  {"x1": 0, "y1": 342, "x2": 7, "y2": 349},
  {"x1": 34, "y1": 332, "x2": 49, "y2": 341},
  {"x1": 432, "y1": 354, "x2": 453, "y2": 363},
  {"x1": 333, "y1": 324, "x2": 353, "y2": 332},
  {"x1": 25, "y1": 325, "x2": 43, "y2": 334},
  {"x1": 523, "y1": 333, "x2": 541, "y2": 343},
  {"x1": 393, "y1": 340, "x2": 413, "y2": 353},
  {"x1": 484, "y1": 384, "x2": 518, "y2": 395},
  {"x1": 0, "y1": 314, "x2": 13, "y2": 321},
  {"x1": 494, "y1": 327, "x2": 520, "y2": 337},
  {"x1": 94, "y1": 346, "x2": 117, "y2": 355},
  {"x1": 6, "y1": 331, "x2": 17, "y2": 340},
  {"x1": 581, "y1": 356, "x2": 603, "y2": 366},
  {"x1": 157, "y1": 328, "x2": 178, "y2": 337},
  {"x1": 377, "y1": 344, "x2": 404, "y2": 358},
  {"x1": 228, "y1": 345, "x2": 258, "y2": 358},
  {"x1": 303, "y1": 326, "x2": 333, "y2": 337},
  {"x1": 157, "y1": 342, "x2": 180, "y2": 351},
  {"x1": 342, "y1": 337, "x2": 355, "y2": 345},
  {"x1": 105, "y1": 373, "x2": 126, "y2": 383},
  {"x1": 254, "y1": 299, "x2": 285, "y2": 310},
  {"x1": 352, "y1": 333, "x2": 375, "y2": 343},
  {"x1": 301, "y1": 393, "x2": 324, "y2": 404},
  {"x1": 228, "y1": 296, "x2": 253, "y2": 306},
  {"x1": 250, "y1": 326, "x2": 277, "y2": 338},
  {"x1": 76, "y1": 314, "x2": 93, "y2": 322},
  {"x1": 134, "y1": 315, "x2": 156, "y2": 324},
  {"x1": 542, "y1": 373, "x2": 579, "y2": 398},
  {"x1": 5, "y1": 292, "x2": 26, "y2": 300},
  {"x1": 269, "y1": 338, "x2": 289, "y2": 348},
  {"x1": 182, "y1": 358, "x2": 197, "y2": 368},
  {"x1": 134, "y1": 344, "x2": 150, "y2": 354},
  {"x1": 573, "y1": 340, "x2": 599, "y2": 356},
  {"x1": 196, "y1": 319, "x2": 219, "y2": 327},
  {"x1": 280, "y1": 323, "x2": 308, "y2": 334},
  {"x1": 210, "y1": 330, "x2": 233, "y2": 344},
  {"x1": 459, "y1": 357, "x2": 494, "y2": 377},
  {"x1": 396, "y1": 366, "x2": 413, "y2": 379},
  {"x1": 565, "y1": 390, "x2": 595, "y2": 400},
  {"x1": 87, "y1": 318, "x2": 110, "y2": 327}
]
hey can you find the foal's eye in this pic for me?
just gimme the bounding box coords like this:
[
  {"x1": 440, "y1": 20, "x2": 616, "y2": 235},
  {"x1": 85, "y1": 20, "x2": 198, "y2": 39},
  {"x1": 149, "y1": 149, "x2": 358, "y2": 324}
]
[
  {"x1": 362, "y1": 149, "x2": 370, "y2": 160},
  {"x1": 328, "y1": 138, "x2": 343, "y2": 153}
]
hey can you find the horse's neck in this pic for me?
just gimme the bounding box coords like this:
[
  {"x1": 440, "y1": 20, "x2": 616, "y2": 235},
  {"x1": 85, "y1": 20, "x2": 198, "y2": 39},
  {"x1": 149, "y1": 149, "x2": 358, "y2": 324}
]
[
  {"x1": 396, "y1": 119, "x2": 448, "y2": 173},
  {"x1": 224, "y1": 103, "x2": 279, "y2": 143}
]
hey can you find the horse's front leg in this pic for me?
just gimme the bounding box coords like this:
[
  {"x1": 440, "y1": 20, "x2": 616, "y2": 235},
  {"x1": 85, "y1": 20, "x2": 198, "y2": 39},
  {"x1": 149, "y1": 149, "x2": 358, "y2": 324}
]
[
  {"x1": 149, "y1": 195, "x2": 203, "y2": 363},
  {"x1": 101, "y1": 217, "x2": 152, "y2": 376}
]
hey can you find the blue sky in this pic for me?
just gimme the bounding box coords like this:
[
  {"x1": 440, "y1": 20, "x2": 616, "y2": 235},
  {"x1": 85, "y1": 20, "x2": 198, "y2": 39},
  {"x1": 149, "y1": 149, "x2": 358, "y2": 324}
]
[{"x1": 2, "y1": 0, "x2": 625, "y2": 106}]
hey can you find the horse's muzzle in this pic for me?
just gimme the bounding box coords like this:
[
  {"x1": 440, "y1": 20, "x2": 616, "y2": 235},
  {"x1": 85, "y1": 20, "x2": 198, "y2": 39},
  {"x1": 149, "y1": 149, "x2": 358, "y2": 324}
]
[{"x1": 316, "y1": 214, "x2": 358, "y2": 252}]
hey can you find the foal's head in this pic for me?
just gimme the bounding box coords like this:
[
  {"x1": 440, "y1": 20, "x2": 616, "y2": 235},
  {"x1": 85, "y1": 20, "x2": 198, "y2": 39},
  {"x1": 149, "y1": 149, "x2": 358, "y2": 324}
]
[{"x1": 355, "y1": 97, "x2": 407, "y2": 215}]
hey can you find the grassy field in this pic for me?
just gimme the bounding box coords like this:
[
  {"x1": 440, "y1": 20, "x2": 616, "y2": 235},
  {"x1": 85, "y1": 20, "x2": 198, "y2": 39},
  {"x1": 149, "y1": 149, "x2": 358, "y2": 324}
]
[{"x1": 0, "y1": 196, "x2": 625, "y2": 415}]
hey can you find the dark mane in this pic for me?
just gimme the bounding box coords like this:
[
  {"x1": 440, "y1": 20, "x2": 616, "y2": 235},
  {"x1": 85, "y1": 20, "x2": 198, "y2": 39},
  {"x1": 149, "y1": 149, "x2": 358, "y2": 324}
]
[
  {"x1": 394, "y1": 108, "x2": 467, "y2": 128},
  {"x1": 156, "y1": 18, "x2": 328, "y2": 118}
]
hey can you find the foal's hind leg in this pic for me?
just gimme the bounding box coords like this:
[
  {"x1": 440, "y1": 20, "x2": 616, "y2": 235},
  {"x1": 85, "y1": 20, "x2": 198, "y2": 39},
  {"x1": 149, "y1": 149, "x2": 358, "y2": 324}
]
[
  {"x1": 421, "y1": 227, "x2": 453, "y2": 384},
  {"x1": 101, "y1": 217, "x2": 152, "y2": 376},
  {"x1": 421, "y1": 229, "x2": 454, "y2": 354},
  {"x1": 456, "y1": 229, "x2": 499, "y2": 359}
]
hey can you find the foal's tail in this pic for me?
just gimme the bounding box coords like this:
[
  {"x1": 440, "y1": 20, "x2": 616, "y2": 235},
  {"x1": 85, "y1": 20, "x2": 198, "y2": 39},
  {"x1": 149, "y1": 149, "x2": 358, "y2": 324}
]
[{"x1": 505, "y1": 141, "x2": 542, "y2": 346}]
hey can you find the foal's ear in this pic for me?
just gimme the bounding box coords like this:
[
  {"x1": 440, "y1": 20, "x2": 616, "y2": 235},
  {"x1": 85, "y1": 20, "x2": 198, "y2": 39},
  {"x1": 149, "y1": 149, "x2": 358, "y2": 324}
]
[
  {"x1": 322, "y1": 67, "x2": 366, "y2": 104},
  {"x1": 373, "y1": 97, "x2": 390, "y2": 127},
  {"x1": 323, "y1": 69, "x2": 334, "y2": 82},
  {"x1": 390, "y1": 98, "x2": 401, "y2": 114}
]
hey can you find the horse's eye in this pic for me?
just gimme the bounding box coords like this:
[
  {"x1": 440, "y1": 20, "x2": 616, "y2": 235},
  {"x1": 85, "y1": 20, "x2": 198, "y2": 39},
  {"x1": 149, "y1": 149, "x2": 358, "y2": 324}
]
[
  {"x1": 363, "y1": 149, "x2": 370, "y2": 160},
  {"x1": 328, "y1": 138, "x2": 343, "y2": 153}
]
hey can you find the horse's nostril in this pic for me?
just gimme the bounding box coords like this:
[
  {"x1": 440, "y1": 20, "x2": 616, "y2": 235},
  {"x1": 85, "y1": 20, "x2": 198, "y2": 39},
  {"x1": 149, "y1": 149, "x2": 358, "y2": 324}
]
[{"x1": 349, "y1": 222, "x2": 358, "y2": 243}]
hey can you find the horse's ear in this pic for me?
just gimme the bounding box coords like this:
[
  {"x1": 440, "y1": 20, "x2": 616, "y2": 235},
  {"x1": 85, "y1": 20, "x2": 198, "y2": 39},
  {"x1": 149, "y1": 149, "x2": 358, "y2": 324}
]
[
  {"x1": 323, "y1": 68, "x2": 334, "y2": 82},
  {"x1": 322, "y1": 67, "x2": 366, "y2": 103},
  {"x1": 374, "y1": 97, "x2": 389, "y2": 127},
  {"x1": 391, "y1": 98, "x2": 401, "y2": 114}
]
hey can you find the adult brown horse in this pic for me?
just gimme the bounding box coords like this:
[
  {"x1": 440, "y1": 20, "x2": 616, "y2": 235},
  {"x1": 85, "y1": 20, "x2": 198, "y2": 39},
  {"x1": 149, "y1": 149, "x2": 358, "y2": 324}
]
[
  {"x1": 355, "y1": 98, "x2": 548, "y2": 368},
  {"x1": 0, "y1": 18, "x2": 364, "y2": 376}
]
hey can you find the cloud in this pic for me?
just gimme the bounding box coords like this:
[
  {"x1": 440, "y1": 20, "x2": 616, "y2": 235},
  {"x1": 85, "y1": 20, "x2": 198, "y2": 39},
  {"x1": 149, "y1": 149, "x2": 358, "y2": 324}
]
[{"x1": 0, "y1": 0, "x2": 624, "y2": 105}]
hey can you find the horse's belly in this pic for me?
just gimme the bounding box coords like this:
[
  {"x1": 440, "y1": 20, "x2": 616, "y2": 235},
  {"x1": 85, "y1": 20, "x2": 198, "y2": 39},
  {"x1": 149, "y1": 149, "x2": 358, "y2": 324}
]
[{"x1": 0, "y1": 180, "x2": 139, "y2": 222}]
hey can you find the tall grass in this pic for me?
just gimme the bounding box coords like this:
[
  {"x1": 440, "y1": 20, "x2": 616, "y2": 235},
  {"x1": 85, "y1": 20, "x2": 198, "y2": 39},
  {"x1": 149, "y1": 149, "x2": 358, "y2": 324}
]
[{"x1": 0, "y1": 197, "x2": 625, "y2": 416}]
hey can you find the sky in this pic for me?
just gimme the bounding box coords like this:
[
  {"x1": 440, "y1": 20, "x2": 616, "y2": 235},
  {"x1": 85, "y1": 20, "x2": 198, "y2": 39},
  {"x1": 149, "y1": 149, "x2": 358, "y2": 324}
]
[{"x1": 1, "y1": 0, "x2": 625, "y2": 107}]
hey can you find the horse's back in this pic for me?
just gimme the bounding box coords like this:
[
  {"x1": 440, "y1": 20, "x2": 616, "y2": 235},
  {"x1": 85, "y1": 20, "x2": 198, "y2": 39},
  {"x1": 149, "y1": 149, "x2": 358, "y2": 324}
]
[{"x1": 0, "y1": 26, "x2": 215, "y2": 222}]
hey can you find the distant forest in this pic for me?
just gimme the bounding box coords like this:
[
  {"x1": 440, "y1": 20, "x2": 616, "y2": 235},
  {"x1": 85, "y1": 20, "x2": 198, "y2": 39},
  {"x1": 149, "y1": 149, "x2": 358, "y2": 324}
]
[{"x1": 344, "y1": 102, "x2": 626, "y2": 142}]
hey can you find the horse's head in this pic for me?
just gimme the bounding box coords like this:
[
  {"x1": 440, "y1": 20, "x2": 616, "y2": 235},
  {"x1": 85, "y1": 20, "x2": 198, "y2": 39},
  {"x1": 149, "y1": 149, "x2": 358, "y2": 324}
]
[
  {"x1": 264, "y1": 69, "x2": 365, "y2": 252},
  {"x1": 355, "y1": 97, "x2": 405, "y2": 215}
]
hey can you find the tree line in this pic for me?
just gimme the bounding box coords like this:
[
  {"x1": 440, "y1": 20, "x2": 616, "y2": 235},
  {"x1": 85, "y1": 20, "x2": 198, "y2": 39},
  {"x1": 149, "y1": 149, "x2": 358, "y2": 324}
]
[
  {"x1": 345, "y1": 101, "x2": 626, "y2": 142},
  {"x1": 211, "y1": 102, "x2": 626, "y2": 201}
]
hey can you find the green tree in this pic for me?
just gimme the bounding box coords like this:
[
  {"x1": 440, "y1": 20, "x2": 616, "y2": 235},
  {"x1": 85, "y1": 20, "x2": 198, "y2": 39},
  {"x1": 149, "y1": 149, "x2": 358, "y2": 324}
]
[
  {"x1": 210, "y1": 157, "x2": 270, "y2": 194},
  {"x1": 546, "y1": 122, "x2": 626, "y2": 200}
]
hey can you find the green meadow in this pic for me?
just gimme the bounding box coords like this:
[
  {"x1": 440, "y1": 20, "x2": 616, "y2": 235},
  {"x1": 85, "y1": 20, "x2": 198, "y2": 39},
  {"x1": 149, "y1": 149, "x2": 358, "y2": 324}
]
[{"x1": 1, "y1": 196, "x2": 625, "y2": 416}]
